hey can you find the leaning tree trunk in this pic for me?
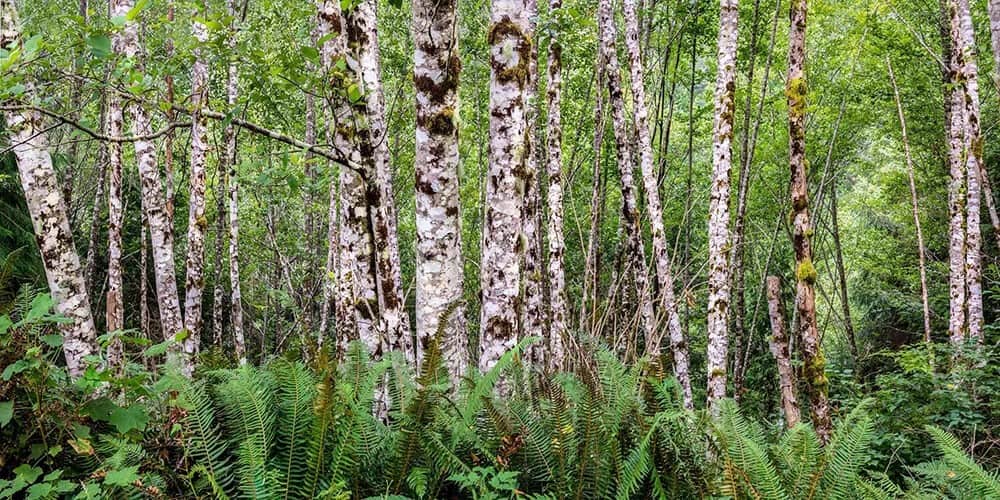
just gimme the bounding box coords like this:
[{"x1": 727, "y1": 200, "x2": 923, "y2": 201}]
[
  {"x1": 225, "y1": 0, "x2": 246, "y2": 364},
  {"x1": 347, "y1": 0, "x2": 413, "y2": 360},
  {"x1": 413, "y1": 0, "x2": 468, "y2": 378},
  {"x1": 111, "y1": 0, "x2": 184, "y2": 351},
  {"x1": 2, "y1": 0, "x2": 97, "y2": 377},
  {"x1": 787, "y1": 0, "x2": 831, "y2": 444},
  {"x1": 598, "y1": 0, "x2": 657, "y2": 368},
  {"x1": 105, "y1": 85, "x2": 126, "y2": 371},
  {"x1": 888, "y1": 58, "x2": 932, "y2": 343},
  {"x1": 619, "y1": 0, "x2": 692, "y2": 408},
  {"x1": 766, "y1": 276, "x2": 800, "y2": 429},
  {"x1": 181, "y1": 10, "x2": 212, "y2": 370},
  {"x1": 544, "y1": 0, "x2": 568, "y2": 372},
  {"x1": 952, "y1": 0, "x2": 985, "y2": 343},
  {"x1": 479, "y1": 0, "x2": 532, "y2": 374},
  {"x1": 705, "y1": 0, "x2": 739, "y2": 411}
]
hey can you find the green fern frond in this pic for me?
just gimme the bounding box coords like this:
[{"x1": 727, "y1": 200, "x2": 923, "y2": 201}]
[{"x1": 925, "y1": 425, "x2": 1000, "y2": 498}]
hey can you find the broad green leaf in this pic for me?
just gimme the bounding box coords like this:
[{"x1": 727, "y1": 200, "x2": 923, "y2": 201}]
[
  {"x1": 108, "y1": 405, "x2": 148, "y2": 434},
  {"x1": 143, "y1": 340, "x2": 171, "y2": 357},
  {"x1": 40, "y1": 334, "x2": 63, "y2": 347},
  {"x1": 103, "y1": 466, "x2": 139, "y2": 487},
  {"x1": 13, "y1": 464, "x2": 43, "y2": 484},
  {"x1": 86, "y1": 35, "x2": 111, "y2": 59},
  {"x1": 0, "y1": 400, "x2": 12, "y2": 427}
]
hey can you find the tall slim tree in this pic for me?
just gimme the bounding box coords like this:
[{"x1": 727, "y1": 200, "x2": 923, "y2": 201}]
[
  {"x1": 225, "y1": 0, "x2": 246, "y2": 363},
  {"x1": 544, "y1": 0, "x2": 568, "y2": 372},
  {"x1": 941, "y1": 7, "x2": 967, "y2": 345},
  {"x1": 479, "y1": 0, "x2": 532, "y2": 373},
  {"x1": 766, "y1": 276, "x2": 800, "y2": 429},
  {"x1": 111, "y1": 0, "x2": 184, "y2": 352},
  {"x1": 951, "y1": 0, "x2": 985, "y2": 343},
  {"x1": 181, "y1": 8, "x2": 212, "y2": 369},
  {"x1": 888, "y1": 58, "x2": 931, "y2": 343},
  {"x1": 346, "y1": 0, "x2": 413, "y2": 359},
  {"x1": 413, "y1": 0, "x2": 467, "y2": 377},
  {"x1": 2, "y1": 0, "x2": 97, "y2": 378},
  {"x1": 706, "y1": 0, "x2": 739, "y2": 410},
  {"x1": 786, "y1": 0, "x2": 831, "y2": 443},
  {"x1": 105, "y1": 74, "x2": 126, "y2": 371},
  {"x1": 620, "y1": 0, "x2": 692, "y2": 407}
]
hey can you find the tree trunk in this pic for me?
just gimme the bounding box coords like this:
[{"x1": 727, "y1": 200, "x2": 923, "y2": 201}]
[
  {"x1": 105, "y1": 85, "x2": 126, "y2": 371},
  {"x1": 226, "y1": 0, "x2": 246, "y2": 364},
  {"x1": 620, "y1": 0, "x2": 692, "y2": 408},
  {"x1": 598, "y1": 0, "x2": 656, "y2": 369},
  {"x1": 766, "y1": 276, "x2": 800, "y2": 429},
  {"x1": 413, "y1": 0, "x2": 468, "y2": 378},
  {"x1": 888, "y1": 58, "x2": 932, "y2": 343},
  {"x1": 83, "y1": 93, "x2": 108, "y2": 296},
  {"x1": 786, "y1": 0, "x2": 831, "y2": 443},
  {"x1": 212, "y1": 152, "x2": 227, "y2": 348},
  {"x1": 181, "y1": 10, "x2": 212, "y2": 371},
  {"x1": 112, "y1": 0, "x2": 184, "y2": 350},
  {"x1": 828, "y1": 170, "x2": 857, "y2": 362},
  {"x1": 949, "y1": 0, "x2": 985, "y2": 343},
  {"x1": 580, "y1": 61, "x2": 607, "y2": 335},
  {"x1": 346, "y1": 0, "x2": 413, "y2": 360},
  {"x1": 479, "y1": 0, "x2": 531, "y2": 374},
  {"x1": 705, "y1": 0, "x2": 739, "y2": 411},
  {"x1": 3, "y1": 0, "x2": 97, "y2": 377},
  {"x1": 941, "y1": 5, "x2": 967, "y2": 346},
  {"x1": 544, "y1": 0, "x2": 568, "y2": 372}
]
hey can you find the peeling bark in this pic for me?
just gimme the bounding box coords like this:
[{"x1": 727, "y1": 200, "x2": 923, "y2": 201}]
[
  {"x1": 544, "y1": 0, "x2": 568, "y2": 372},
  {"x1": 521, "y1": 0, "x2": 545, "y2": 366},
  {"x1": 706, "y1": 0, "x2": 739, "y2": 411},
  {"x1": 2, "y1": 0, "x2": 97, "y2": 378},
  {"x1": 941, "y1": 6, "x2": 967, "y2": 346},
  {"x1": 619, "y1": 0, "x2": 692, "y2": 408},
  {"x1": 413, "y1": 0, "x2": 467, "y2": 378},
  {"x1": 787, "y1": 0, "x2": 830, "y2": 444},
  {"x1": 479, "y1": 0, "x2": 532, "y2": 375},
  {"x1": 766, "y1": 276, "x2": 800, "y2": 429},
  {"x1": 111, "y1": 0, "x2": 184, "y2": 354},
  {"x1": 105, "y1": 87, "x2": 125, "y2": 371}
]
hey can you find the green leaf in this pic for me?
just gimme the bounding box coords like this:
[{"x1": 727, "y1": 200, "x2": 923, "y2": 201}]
[
  {"x1": 25, "y1": 482, "x2": 52, "y2": 500},
  {"x1": 40, "y1": 334, "x2": 63, "y2": 347},
  {"x1": 143, "y1": 340, "x2": 171, "y2": 357},
  {"x1": 0, "y1": 315, "x2": 12, "y2": 335},
  {"x1": 0, "y1": 400, "x2": 12, "y2": 427},
  {"x1": 103, "y1": 466, "x2": 139, "y2": 487},
  {"x1": 300, "y1": 45, "x2": 319, "y2": 61},
  {"x1": 347, "y1": 83, "x2": 362, "y2": 103},
  {"x1": 2, "y1": 359, "x2": 32, "y2": 380},
  {"x1": 13, "y1": 464, "x2": 43, "y2": 484},
  {"x1": 108, "y1": 405, "x2": 148, "y2": 434},
  {"x1": 86, "y1": 35, "x2": 111, "y2": 59},
  {"x1": 125, "y1": 0, "x2": 149, "y2": 21},
  {"x1": 25, "y1": 294, "x2": 54, "y2": 322}
]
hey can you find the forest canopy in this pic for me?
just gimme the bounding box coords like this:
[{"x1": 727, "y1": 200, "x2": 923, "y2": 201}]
[{"x1": 1, "y1": 0, "x2": 1000, "y2": 497}]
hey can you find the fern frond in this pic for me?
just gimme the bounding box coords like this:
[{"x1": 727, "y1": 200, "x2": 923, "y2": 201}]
[{"x1": 925, "y1": 425, "x2": 1000, "y2": 498}]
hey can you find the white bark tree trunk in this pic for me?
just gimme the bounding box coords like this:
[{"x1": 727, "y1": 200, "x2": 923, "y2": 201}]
[
  {"x1": 111, "y1": 0, "x2": 185, "y2": 353},
  {"x1": 618, "y1": 0, "x2": 692, "y2": 408},
  {"x1": 705, "y1": 0, "x2": 739, "y2": 411},
  {"x1": 413, "y1": 0, "x2": 468, "y2": 378},
  {"x1": 181, "y1": 10, "x2": 212, "y2": 371},
  {"x1": 346, "y1": 0, "x2": 413, "y2": 360},
  {"x1": 479, "y1": 0, "x2": 532, "y2": 374},
  {"x1": 544, "y1": 0, "x2": 568, "y2": 372},
  {"x1": 952, "y1": 0, "x2": 985, "y2": 343},
  {"x1": 225, "y1": 0, "x2": 246, "y2": 364},
  {"x1": 766, "y1": 276, "x2": 800, "y2": 429},
  {"x1": 942, "y1": 19, "x2": 967, "y2": 345},
  {"x1": 105, "y1": 89, "x2": 126, "y2": 371},
  {"x1": 521, "y1": 0, "x2": 545, "y2": 366},
  {"x1": 787, "y1": 0, "x2": 831, "y2": 444},
  {"x1": 2, "y1": 0, "x2": 97, "y2": 377}
]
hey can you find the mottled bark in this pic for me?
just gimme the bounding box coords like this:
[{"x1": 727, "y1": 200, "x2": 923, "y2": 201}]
[
  {"x1": 181, "y1": 11, "x2": 212, "y2": 371},
  {"x1": 985, "y1": 0, "x2": 1000, "y2": 251},
  {"x1": 706, "y1": 0, "x2": 739, "y2": 411},
  {"x1": 953, "y1": 0, "x2": 985, "y2": 343},
  {"x1": 888, "y1": 58, "x2": 931, "y2": 343},
  {"x1": 599, "y1": 0, "x2": 655, "y2": 366},
  {"x1": 766, "y1": 276, "x2": 800, "y2": 429},
  {"x1": 413, "y1": 0, "x2": 467, "y2": 378},
  {"x1": 226, "y1": 0, "x2": 246, "y2": 364},
  {"x1": 2, "y1": 0, "x2": 97, "y2": 377},
  {"x1": 479, "y1": 0, "x2": 531, "y2": 374},
  {"x1": 111, "y1": 0, "x2": 184, "y2": 350},
  {"x1": 105, "y1": 89, "x2": 125, "y2": 371},
  {"x1": 212, "y1": 161, "x2": 227, "y2": 348},
  {"x1": 941, "y1": 8, "x2": 967, "y2": 345},
  {"x1": 521, "y1": 0, "x2": 545, "y2": 366},
  {"x1": 619, "y1": 0, "x2": 692, "y2": 408},
  {"x1": 787, "y1": 0, "x2": 830, "y2": 444},
  {"x1": 544, "y1": 0, "x2": 567, "y2": 372}
]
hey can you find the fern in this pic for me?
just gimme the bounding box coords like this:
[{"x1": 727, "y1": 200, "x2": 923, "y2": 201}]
[
  {"x1": 179, "y1": 380, "x2": 234, "y2": 498},
  {"x1": 924, "y1": 425, "x2": 1000, "y2": 498}
]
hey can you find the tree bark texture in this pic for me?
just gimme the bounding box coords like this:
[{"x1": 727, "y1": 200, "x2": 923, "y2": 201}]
[
  {"x1": 766, "y1": 276, "x2": 800, "y2": 429},
  {"x1": 226, "y1": 0, "x2": 246, "y2": 363},
  {"x1": 544, "y1": 0, "x2": 568, "y2": 372}
]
